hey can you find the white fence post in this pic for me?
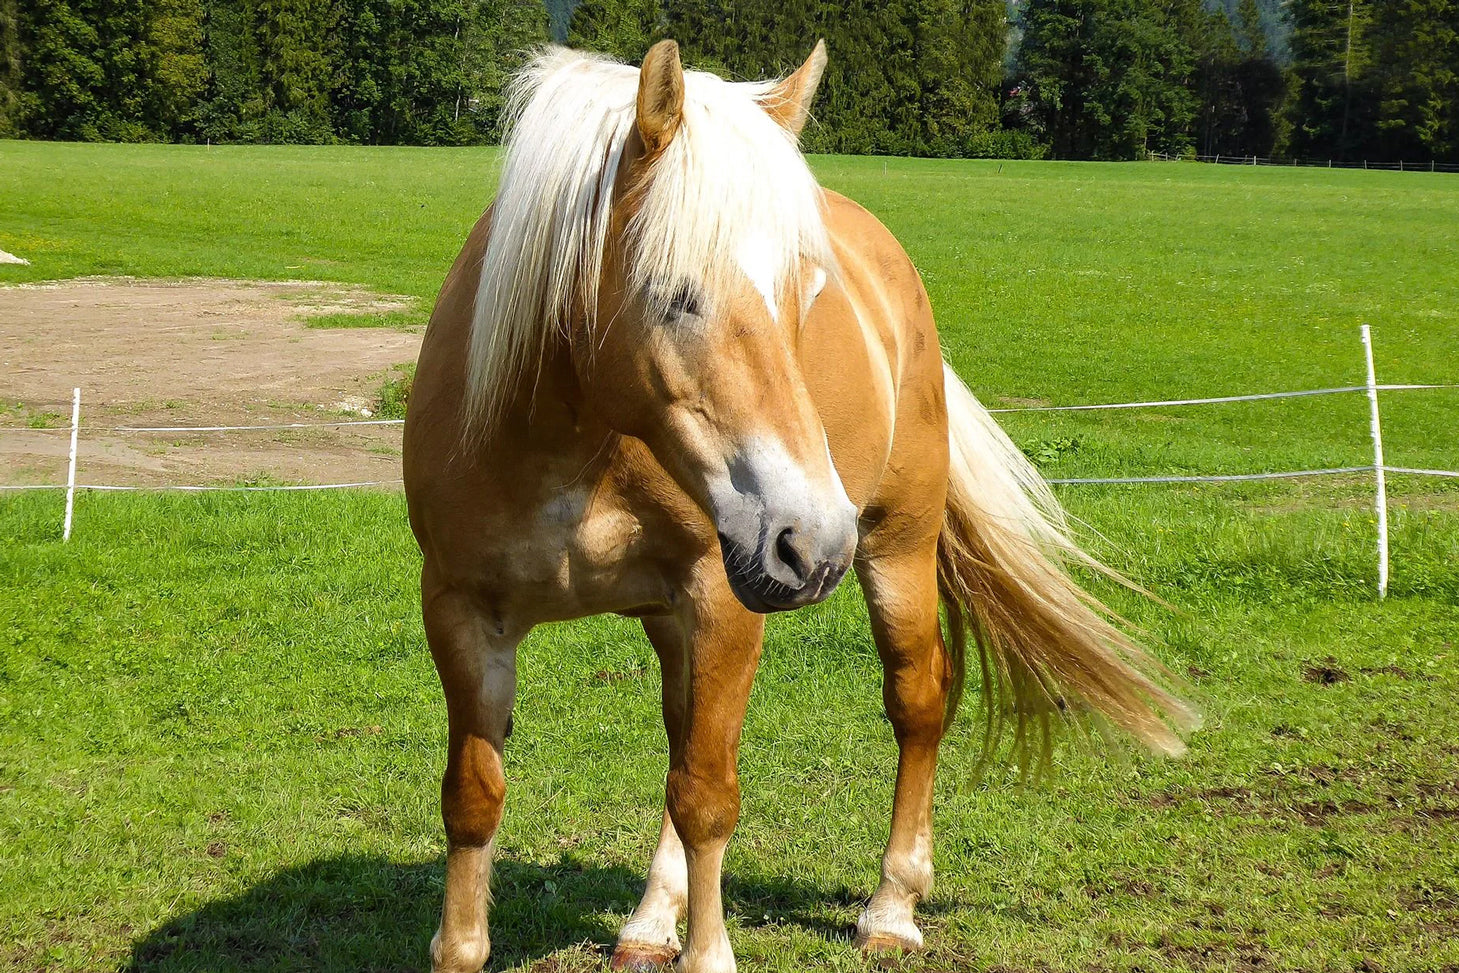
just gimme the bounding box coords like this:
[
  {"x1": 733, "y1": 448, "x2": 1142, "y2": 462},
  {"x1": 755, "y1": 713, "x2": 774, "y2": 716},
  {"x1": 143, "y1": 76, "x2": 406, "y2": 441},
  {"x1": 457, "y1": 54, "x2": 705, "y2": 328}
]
[
  {"x1": 1361, "y1": 326, "x2": 1389, "y2": 598},
  {"x1": 63, "y1": 387, "x2": 81, "y2": 542}
]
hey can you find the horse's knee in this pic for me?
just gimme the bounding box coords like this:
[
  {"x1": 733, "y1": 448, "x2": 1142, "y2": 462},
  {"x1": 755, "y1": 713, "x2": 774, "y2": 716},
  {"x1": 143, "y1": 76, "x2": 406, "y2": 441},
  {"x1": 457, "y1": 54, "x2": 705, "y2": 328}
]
[
  {"x1": 666, "y1": 765, "x2": 739, "y2": 848},
  {"x1": 443, "y1": 734, "x2": 505, "y2": 846},
  {"x1": 882, "y1": 662, "x2": 948, "y2": 746},
  {"x1": 869, "y1": 609, "x2": 951, "y2": 748}
]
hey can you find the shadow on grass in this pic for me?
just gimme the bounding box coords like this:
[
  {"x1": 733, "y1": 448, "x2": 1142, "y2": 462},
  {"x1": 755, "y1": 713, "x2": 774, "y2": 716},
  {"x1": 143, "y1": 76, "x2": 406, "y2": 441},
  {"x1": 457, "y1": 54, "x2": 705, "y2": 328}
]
[{"x1": 124, "y1": 853, "x2": 876, "y2": 972}]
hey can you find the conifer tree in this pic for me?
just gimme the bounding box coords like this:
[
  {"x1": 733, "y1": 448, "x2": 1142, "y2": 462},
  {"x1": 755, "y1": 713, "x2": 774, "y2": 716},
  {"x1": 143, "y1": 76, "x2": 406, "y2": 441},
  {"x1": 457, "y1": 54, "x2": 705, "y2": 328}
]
[
  {"x1": 0, "y1": 0, "x2": 20, "y2": 136},
  {"x1": 1191, "y1": 0, "x2": 1285, "y2": 156},
  {"x1": 468, "y1": 0, "x2": 553, "y2": 140},
  {"x1": 1285, "y1": 0, "x2": 1377, "y2": 160},
  {"x1": 1011, "y1": 0, "x2": 1196, "y2": 159},
  {"x1": 1367, "y1": 0, "x2": 1458, "y2": 160},
  {"x1": 252, "y1": 0, "x2": 334, "y2": 141},
  {"x1": 144, "y1": 0, "x2": 207, "y2": 137},
  {"x1": 1235, "y1": 0, "x2": 1266, "y2": 55},
  {"x1": 567, "y1": 0, "x2": 664, "y2": 62}
]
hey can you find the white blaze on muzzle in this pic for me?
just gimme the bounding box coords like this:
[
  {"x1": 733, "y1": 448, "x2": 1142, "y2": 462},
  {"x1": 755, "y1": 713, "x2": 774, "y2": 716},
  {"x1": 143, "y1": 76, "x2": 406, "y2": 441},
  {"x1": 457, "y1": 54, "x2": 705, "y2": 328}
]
[{"x1": 706, "y1": 435, "x2": 857, "y2": 591}]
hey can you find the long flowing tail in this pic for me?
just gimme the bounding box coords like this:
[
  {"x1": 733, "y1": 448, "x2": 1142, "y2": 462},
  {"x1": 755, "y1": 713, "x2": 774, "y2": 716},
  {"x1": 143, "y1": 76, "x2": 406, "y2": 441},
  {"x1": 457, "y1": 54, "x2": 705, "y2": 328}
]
[{"x1": 937, "y1": 362, "x2": 1199, "y2": 764}]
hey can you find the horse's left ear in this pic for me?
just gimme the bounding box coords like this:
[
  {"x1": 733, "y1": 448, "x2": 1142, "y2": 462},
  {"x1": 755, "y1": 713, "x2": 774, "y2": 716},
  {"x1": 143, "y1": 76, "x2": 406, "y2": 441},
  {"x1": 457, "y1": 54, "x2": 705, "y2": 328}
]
[
  {"x1": 758, "y1": 40, "x2": 827, "y2": 136},
  {"x1": 637, "y1": 39, "x2": 685, "y2": 157}
]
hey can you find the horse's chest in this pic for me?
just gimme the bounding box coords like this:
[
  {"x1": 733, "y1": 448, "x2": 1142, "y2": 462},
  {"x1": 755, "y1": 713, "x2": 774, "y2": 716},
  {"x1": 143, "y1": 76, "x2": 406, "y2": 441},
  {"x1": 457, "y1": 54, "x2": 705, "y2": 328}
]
[
  {"x1": 480, "y1": 484, "x2": 662, "y2": 622},
  {"x1": 537, "y1": 486, "x2": 641, "y2": 572}
]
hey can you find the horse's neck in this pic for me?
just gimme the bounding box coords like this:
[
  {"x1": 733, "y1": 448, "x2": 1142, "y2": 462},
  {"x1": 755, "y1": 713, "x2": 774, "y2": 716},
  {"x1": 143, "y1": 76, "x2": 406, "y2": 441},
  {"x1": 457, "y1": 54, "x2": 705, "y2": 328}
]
[{"x1": 494, "y1": 340, "x2": 615, "y2": 479}]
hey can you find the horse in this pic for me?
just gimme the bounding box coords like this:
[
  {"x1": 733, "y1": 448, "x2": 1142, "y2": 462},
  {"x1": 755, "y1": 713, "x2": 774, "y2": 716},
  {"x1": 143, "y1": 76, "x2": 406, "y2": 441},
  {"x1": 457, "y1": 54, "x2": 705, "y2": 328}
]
[{"x1": 402, "y1": 40, "x2": 1196, "y2": 973}]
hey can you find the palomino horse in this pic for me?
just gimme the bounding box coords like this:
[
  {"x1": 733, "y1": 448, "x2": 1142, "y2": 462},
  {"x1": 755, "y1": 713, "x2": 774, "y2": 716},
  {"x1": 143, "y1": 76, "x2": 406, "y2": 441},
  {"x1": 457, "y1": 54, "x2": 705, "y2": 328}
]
[{"x1": 404, "y1": 41, "x2": 1195, "y2": 973}]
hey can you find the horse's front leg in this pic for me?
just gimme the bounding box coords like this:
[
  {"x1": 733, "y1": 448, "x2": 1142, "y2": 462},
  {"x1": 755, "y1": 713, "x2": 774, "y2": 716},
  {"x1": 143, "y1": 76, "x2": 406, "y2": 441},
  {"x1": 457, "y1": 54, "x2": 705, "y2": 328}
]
[
  {"x1": 663, "y1": 578, "x2": 765, "y2": 973},
  {"x1": 613, "y1": 617, "x2": 690, "y2": 969},
  {"x1": 854, "y1": 543, "x2": 949, "y2": 953},
  {"x1": 424, "y1": 576, "x2": 520, "y2": 973}
]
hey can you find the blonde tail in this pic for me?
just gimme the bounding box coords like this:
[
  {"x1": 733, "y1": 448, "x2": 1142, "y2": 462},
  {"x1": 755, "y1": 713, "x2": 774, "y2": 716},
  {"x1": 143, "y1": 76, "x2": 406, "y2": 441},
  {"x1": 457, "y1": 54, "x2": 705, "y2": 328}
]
[{"x1": 937, "y1": 362, "x2": 1198, "y2": 764}]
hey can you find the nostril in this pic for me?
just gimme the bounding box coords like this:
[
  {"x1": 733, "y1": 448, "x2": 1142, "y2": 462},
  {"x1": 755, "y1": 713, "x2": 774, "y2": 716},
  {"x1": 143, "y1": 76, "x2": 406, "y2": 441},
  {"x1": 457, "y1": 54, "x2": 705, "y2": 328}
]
[{"x1": 775, "y1": 527, "x2": 811, "y2": 584}]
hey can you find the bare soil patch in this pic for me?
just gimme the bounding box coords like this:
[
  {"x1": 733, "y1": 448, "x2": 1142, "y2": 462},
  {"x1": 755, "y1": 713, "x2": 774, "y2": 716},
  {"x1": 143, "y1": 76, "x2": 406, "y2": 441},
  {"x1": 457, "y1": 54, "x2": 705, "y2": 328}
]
[
  {"x1": 1, "y1": 278, "x2": 422, "y2": 487},
  {"x1": 1301, "y1": 657, "x2": 1352, "y2": 685}
]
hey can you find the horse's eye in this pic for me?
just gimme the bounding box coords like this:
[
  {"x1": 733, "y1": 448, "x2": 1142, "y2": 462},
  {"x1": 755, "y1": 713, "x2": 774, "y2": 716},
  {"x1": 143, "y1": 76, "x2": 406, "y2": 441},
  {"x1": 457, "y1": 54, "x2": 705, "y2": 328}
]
[{"x1": 664, "y1": 284, "x2": 702, "y2": 320}]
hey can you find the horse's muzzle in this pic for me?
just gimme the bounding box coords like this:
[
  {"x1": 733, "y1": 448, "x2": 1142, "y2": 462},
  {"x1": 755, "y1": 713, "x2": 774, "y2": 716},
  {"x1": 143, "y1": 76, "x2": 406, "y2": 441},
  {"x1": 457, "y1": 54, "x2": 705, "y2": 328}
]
[{"x1": 718, "y1": 533, "x2": 851, "y2": 613}]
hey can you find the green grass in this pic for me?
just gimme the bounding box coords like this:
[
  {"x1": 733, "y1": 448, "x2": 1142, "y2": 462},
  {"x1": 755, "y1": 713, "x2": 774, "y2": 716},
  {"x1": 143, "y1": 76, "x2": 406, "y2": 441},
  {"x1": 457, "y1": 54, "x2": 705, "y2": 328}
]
[
  {"x1": 374, "y1": 363, "x2": 416, "y2": 421},
  {"x1": 305, "y1": 309, "x2": 428, "y2": 331},
  {"x1": 4, "y1": 142, "x2": 1458, "y2": 473},
  {"x1": 3, "y1": 142, "x2": 1458, "y2": 972}
]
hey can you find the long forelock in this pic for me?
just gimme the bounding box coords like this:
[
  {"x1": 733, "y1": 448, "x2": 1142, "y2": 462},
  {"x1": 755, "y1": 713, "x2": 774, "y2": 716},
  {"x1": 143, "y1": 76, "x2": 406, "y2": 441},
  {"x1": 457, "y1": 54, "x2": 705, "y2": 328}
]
[{"x1": 464, "y1": 47, "x2": 835, "y2": 437}]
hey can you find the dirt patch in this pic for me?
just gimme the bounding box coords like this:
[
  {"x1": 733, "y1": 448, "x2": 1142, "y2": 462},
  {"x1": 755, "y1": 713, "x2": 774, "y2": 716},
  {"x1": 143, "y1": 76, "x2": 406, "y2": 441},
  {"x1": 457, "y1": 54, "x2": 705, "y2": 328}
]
[
  {"x1": 1085, "y1": 876, "x2": 1156, "y2": 899},
  {"x1": 592, "y1": 666, "x2": 646, "y2": 684},
  {"x1": 1404, "y1": 882, "x2": 1459, "y2": 912},
  {"x1": 519, "y1": 943, "x2": 608, "y2": 973},
  {"x1": 1360, "y1": 664, "x2": 1436, "y2": 682},
  {"x1": 1152, "y1": 767, "x2": 1459, "y2": 828},
  {"x1": 0, "y1": 278, "x2": 422, "y2": 487},
  {"x1": 321, "y1": 725, "x2": 384, "y2": 741},
  {"x1": 1301, "y1": 657, "x2": 1351, "y2": 685},
  {"x1": 1156, "y1": 935, "x2": 1274, "y2": 972}
]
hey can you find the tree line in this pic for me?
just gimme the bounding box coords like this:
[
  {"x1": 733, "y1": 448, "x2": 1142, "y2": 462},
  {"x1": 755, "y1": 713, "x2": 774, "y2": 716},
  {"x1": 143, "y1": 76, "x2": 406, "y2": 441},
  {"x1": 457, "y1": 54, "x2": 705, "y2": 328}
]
[
  {"x1": 0, "y1": 0, "x2": 1455, "y2": 163},
  {"x1": 567, "y1": 0, "x2": 1015, "y2": 157},
  {"x1": 0, "y1": 0, "x2": 546, "y2": 143},
  {"x1": 1008, "y1": 0, "x2": 1458, "y2": 162}
]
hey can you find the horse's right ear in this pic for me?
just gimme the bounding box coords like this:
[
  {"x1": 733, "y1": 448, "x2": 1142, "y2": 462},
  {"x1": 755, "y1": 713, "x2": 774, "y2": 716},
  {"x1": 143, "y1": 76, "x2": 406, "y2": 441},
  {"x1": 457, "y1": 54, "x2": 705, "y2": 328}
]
[
  {"x1": 759, "y1": 40, "x2": 827, "y2": 136},
  {"x1": 637, "y1": 40, "x2": 685, "y2": 157}
]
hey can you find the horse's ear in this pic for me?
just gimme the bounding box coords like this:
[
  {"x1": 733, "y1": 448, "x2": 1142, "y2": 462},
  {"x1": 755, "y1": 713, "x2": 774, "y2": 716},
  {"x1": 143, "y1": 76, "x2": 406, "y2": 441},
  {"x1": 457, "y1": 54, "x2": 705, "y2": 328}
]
[
  {"x1": 637, "y1": 39, "x2": 685, "y2": 157},
  {"x1": 758, "y1": 40, "x2": 827, "y2": 136}
]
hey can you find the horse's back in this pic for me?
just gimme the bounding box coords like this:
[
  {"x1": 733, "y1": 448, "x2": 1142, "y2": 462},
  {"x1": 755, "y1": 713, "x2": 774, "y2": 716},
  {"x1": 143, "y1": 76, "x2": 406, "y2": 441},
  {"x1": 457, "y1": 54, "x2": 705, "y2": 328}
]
[
  {"x1": 807, "y1": 191, "x2": 949, "y2": 547},
  {"x1": 402, "y1": 209, "x2": 491, "y2": 555}
]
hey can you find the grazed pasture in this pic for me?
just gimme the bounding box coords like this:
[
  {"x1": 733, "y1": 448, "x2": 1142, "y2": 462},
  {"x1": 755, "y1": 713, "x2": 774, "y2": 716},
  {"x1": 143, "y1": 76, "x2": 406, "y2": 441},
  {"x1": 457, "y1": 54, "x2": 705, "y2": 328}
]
[{"x1": 2, "y1": 143, "x2": 1457, "y2": 972}]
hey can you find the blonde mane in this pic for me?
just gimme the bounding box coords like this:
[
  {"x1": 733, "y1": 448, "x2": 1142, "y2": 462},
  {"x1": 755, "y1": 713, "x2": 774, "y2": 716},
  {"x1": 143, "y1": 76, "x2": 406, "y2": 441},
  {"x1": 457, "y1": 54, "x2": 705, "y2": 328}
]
[{"x1": 464, "y1": 47, "x2": 835, "y2": 436}]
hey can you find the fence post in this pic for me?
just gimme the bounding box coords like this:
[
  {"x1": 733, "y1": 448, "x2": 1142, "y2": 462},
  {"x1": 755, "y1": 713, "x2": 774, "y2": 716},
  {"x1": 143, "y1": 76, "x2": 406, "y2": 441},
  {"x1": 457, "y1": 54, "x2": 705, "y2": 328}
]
[
  {"x1": 63, "y1": 387, "x2": 81, "y2": 542},
  {"x1": 1360, "y1": 326, "x2": 1388, "y2": 598}
]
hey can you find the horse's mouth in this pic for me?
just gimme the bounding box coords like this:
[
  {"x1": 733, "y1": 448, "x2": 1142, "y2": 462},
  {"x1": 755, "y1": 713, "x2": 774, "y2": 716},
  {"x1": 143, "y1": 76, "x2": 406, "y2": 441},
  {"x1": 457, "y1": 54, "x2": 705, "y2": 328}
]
[{"x1": 718, "y1": 535, "x2": 849, "y2": 613}]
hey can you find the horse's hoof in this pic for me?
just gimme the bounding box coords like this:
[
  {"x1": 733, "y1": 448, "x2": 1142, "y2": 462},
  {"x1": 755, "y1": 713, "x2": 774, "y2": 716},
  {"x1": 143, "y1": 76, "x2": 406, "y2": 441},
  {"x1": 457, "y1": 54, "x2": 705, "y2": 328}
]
[
  {"x1": 854, "y1": 930, "x2": 924, "y2": 955},
  {"x1": 430, "y1": 930, "x2": 490, "y2": 973},
  {"x1": 610, "y1": 942, "x2": 679, "y2": 970}
]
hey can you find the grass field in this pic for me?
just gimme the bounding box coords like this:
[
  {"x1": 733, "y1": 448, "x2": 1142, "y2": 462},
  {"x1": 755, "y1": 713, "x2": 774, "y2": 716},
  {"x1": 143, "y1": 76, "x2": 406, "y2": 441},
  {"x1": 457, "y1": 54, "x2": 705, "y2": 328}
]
[{"x1": 3, "y1": 141, "x2": 1459, "y2": 972}]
